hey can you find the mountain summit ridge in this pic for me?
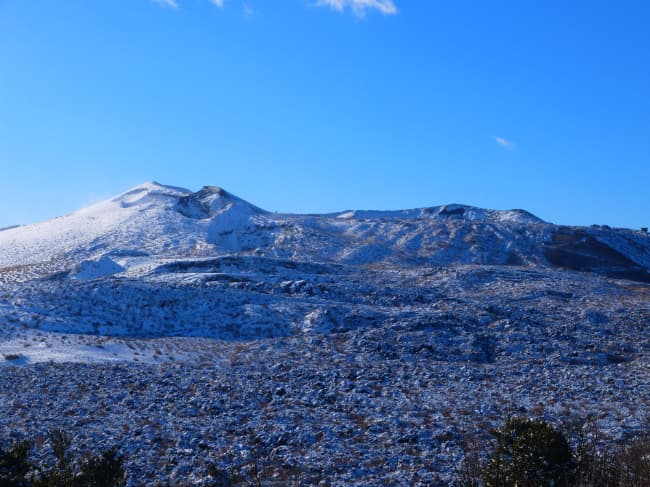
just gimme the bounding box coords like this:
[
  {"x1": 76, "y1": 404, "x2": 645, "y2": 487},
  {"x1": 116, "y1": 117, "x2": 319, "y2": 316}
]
[{"x1": 0, "y1": 182, "x2": 649, "y2": 283}]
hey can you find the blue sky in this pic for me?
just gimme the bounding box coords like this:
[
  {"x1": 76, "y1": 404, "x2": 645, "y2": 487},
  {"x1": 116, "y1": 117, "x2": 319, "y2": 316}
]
[{"x1": 1, "y1": 0, "x2": 648, "y2": 229}]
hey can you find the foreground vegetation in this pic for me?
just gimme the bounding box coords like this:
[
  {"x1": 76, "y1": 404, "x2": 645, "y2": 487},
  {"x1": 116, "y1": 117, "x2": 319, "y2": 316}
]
[
  {"x1": 0, "y1": 430, "x2": 125, "y2": 487},
  {"x1": 461, "y1": 417, "x2": 650, "y2": 486},
  {"x1": 3, "y1": 416, "x2": 650, "y2": 486}
]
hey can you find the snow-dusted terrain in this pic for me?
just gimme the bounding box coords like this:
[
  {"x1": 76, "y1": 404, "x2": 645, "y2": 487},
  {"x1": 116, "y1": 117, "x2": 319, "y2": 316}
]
[{"x1": 1, "y1": 182, "x2": 649, "y2": 485}]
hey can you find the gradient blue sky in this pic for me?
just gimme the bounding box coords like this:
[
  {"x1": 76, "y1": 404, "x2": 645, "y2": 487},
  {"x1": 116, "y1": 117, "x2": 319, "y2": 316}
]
[{"x1": 1, "y1": 0, "x2": 648, "y2": 229}]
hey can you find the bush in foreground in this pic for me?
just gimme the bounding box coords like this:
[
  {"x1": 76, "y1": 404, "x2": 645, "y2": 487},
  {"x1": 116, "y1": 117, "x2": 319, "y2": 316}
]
[
  {"x1": 0, "y1": 439, "x2": 32, "y2": 487},
  {"x1": 461, "y1": 416, "x2": 650, "y2": 487},
  {"x1": 482, "y1": 417, "x2": 574, "y2": 486},
  {"x1": 0, "y1": 430, "x2": 125, "y2": 487}
]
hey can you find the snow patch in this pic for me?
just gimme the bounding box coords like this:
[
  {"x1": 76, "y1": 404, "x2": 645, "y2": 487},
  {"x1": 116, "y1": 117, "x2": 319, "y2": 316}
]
[{"x1": 72, "y1": 255, "x2": 125, "y2": 280}]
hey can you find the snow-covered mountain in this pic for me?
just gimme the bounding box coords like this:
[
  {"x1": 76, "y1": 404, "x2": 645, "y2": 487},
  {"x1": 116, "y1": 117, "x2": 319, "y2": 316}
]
[
  {"x1": 1, "y1": 182, "x2": 650, "y2": 485},
  {"x1": 2, "y1": 181, "x2": 648, "y2": 283},
  {"x1": 1, "y1": 179, "x2": 649, "y2": 355}
]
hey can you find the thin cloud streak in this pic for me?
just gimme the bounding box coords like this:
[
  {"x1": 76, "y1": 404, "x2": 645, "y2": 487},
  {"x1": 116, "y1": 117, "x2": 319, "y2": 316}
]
[
  {"x1": 242, "y1": 2, "x2": 258, "y2": 18},
  {"x1": 495, "y1": 136, "x2": 515, "y2": 150},
  {"x1": 152, "y1": 0, "x2": 398, "y2": 17},
  {"x1": 153, "y1": 0, "x2": 179, "y2": 8},
  {"x1": 315, "y1": 0, "x2": 398, "y2": 16}
]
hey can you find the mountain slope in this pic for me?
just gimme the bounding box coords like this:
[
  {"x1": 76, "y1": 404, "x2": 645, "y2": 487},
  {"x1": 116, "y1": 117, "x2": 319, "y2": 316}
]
[{"x1": 2, "y1": 181, "x2": 648, "y2": 283}]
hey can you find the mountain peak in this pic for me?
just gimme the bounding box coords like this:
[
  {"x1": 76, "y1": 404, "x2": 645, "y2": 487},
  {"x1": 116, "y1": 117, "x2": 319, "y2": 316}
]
[
  {"x1": 140, "y1": 180, "x2": 191, "y2": 193},
  {"x1": 171, "y1": 184, "x2": 265, "y2": 219},
  {"x1": 110, "y1": 181, "x2": 190, "y2": 207},
  {"x1": 197, "y1": 185, "x2": 227, "y2": 196}
]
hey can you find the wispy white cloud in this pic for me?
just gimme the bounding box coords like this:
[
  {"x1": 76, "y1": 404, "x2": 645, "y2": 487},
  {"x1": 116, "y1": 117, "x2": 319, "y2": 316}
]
[
  {"x1": 495, "y1": 136, "x2": 515, "y2": 150},
  {"x1": 152, "y1": 0, "x2": 399, "y2": 17},
  {"x1": 153, "y1": 0, "x2": 179, "y2": 8},
  {"x1": 242, "y1": 2, "x2": 258, "y2": 18},
  {"x1": 315, "y1": 0, "x2": 398, "y2": 16}
]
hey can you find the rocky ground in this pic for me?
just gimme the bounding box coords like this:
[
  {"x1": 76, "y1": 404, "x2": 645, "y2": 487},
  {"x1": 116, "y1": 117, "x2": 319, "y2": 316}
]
[{"x1": 2, "y1": 264, "x2": 649, "y2": 486}]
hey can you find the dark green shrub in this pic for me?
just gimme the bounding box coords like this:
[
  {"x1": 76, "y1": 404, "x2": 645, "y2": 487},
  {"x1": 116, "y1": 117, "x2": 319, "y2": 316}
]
[
  {"x1": 608, "y1": 433, "x2": 650, "y2": 487},
  {"x1": 34, "y1": 430, "x2": 75, "y2": 487},
  {"x1": 32, "y1": 430, "x2": 125, "y2": 487},
  {"x1": 49, "y1": 430, "x2": 72, "y2": 470},
  {"x1": 204, "y1": 431, "x2": 304, "y2": 486},
  {"x1": 482, "y1": 417, "x2": 574, "y2": 487},
  {"x1": 0, "y1": 439, "x2": 32, "y2": 487},
  {"x1": 205, "y1": 463, "x2": 233, "y2": 487},
  {"x1": 461, "y1": 416, "x2": 650, "y2": 486},
  {"x1": 43, "y1": 429, "x2": 75, "y2": 486},
  {"x1": 77, "y1": 447, "x2": 126, "y2": 487}
]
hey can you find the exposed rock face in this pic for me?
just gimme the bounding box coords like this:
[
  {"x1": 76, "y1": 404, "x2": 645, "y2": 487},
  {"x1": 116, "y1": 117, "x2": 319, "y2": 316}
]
[
  {"x1": 438, "y1": 204, "x2": 467, "y2": 217},
  {"x1": 175, "y1": 186, "x2": 261, "y2": 219},
  {"x1": 543, "y1": 227, "x2": 650, "y2": 283},
  {"x1": 175, "y1": 192, "x2": 212, "y2": 219}
]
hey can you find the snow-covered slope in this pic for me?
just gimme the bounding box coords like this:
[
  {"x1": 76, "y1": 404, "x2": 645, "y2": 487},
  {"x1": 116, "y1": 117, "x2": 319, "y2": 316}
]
[
  {"x1": 2, "y1": 181, "x2": 648, "y2": 283},
  {"x1": 0, "y1": 182, "x2": 256, "y2": 271}
]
